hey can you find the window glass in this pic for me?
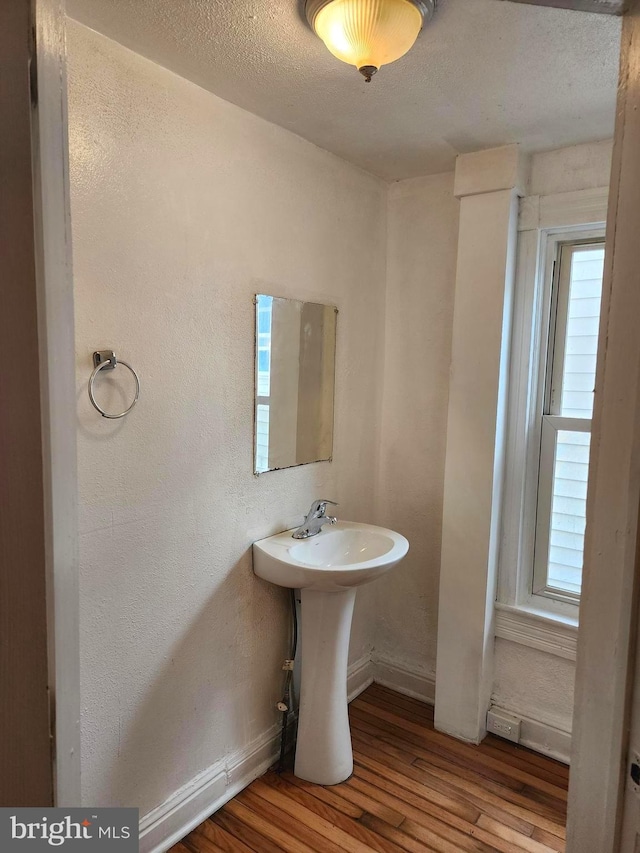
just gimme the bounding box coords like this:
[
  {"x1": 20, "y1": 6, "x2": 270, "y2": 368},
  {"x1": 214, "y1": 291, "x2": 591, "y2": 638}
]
[
  {"x1": 547, "y1": 430, "x2": 591, "y2": 595},
  {"x1": 558, "y1": 248, "x2": 605, "y2": 419}
]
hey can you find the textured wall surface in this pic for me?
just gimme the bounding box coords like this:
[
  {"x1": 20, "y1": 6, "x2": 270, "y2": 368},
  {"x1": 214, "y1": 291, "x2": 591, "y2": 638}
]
[
  {"x1": 67, "y1": 21, "x2": 386, "y2": 814},
  {"x1": 529, "y1": 139, "x2": 614, "y2": 195},
  {"x1": 492, "y1": 640, "x2": 576, "y2": 731},
  {"x1": 375, "y1": 174, "x2": 460, "y2": 677}
]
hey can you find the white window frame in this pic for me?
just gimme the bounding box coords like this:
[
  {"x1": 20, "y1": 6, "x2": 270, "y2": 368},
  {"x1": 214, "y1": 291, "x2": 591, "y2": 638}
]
[
  {"x1": 532, "y1": 239, "x2": 604, "y2": 604},
  {"x1": 497, "y1": 186, "x2": 608, "y2": 628}
]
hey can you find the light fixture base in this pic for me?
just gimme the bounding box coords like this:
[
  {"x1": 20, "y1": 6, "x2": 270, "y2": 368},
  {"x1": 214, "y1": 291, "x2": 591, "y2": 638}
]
[
  {"x1": 304, "y1": 0, "x2": 437, "y2": 31},
  {"x1": 359, "y1": 65, "x2": 378, "y2": 83}
]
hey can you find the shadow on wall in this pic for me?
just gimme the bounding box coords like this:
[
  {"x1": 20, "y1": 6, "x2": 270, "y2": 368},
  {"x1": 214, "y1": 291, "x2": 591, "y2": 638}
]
[
  {"x1": 101, "y1": 549, "x2": 289, "y2": 814},
  {"x1": 76, "y1": 377, "x2": 129, "y2": 441}
]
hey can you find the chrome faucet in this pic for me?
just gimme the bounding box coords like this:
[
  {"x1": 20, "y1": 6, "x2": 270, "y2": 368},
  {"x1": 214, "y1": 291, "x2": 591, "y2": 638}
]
[{"x1": 292, "y1": 499, "x2": 338, "y2": 539}]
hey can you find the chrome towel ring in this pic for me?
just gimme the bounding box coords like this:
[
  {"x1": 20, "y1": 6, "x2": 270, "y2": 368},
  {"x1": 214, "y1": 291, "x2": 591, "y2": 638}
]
[{"x1": 88, "y1": 350, "x2": 140, "y2": 419}]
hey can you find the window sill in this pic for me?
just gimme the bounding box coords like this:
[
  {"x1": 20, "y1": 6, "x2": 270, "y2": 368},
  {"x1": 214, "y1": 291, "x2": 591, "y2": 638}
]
[{"x1": 495, "y1": 602, "x2": 579, "y2": 661}]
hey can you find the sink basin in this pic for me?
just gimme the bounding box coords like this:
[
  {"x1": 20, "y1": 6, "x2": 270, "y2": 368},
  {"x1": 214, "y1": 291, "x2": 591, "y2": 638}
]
[
  {"x1": 253, "y1": 521, "x2": 408, "y2": 591},
  {"x1": 253, "y1": 520, "x2": 409, "y2": 786}
]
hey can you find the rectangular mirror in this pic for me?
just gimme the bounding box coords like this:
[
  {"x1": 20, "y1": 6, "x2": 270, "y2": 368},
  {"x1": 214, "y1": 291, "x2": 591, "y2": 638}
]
[{"x1": 254, "y1": 294, "x2": 337, "y2": 474}]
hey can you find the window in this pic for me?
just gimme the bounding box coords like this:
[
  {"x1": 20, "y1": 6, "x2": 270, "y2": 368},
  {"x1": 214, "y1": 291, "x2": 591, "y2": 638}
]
[
  {"x1": 533, "y1": 240, "x2": 605, "y2": 602},
  {"x1": 498, "y1": 190, "x2": 608, "y2": 630}
]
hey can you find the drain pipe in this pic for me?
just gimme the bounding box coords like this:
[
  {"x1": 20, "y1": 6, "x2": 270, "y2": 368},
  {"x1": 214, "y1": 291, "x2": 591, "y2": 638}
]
[{"x1": 276, "y1": 588, "x2": 298, "y2": 772}]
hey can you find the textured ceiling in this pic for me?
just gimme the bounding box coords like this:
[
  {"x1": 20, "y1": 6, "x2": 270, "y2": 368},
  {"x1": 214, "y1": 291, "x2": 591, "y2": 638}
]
[{"x1": 66, "y1": 0, "x2": 622, "y2": 181}]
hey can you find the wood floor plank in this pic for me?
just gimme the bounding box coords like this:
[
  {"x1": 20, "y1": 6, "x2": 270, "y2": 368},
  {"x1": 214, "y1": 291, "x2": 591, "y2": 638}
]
[
  {"x1": 365, "y1": 684, "x2": 435, "y2": 719},
  {"x1": 170, "y1": 684, "x2": 567, "y2": 853},
  {"x1": 350, "y1": 706, "x2": 528, "y2": 793},
  {"x1": 407, "y1": 817, "x2": 503, "y2": 853},
  {"x1": 359, "y1": 691, "x2": 433, "y2": 721},
  {"x1": 408, "y1": 752, "x2": 565, "y2": 838},
  {"x1": 359, "y1": 778, "x2": 497, "y2": 853},
  {"x1": 349, "y1": 768, "x2": 558, "y2": 853},
  {"x1": 236, "y1": 787, "x2": 347, "y2": 853},
  {"x1": 225, "y1": 797, "x2": 319, "y2": 853},
  {"x1": 251, "y1": 776, "x2": 384, "y2": 853},
  {"x1": 188, "y1": 820, "x2": 255, "y2": 853},
  {"x1": 352, "y1": 724, "x2": 419, "y2": 765},
  {"x1": 470, "y1": 741, "x2": 569, "y2": 787},
  {"x1": 265, "y1": 773, "x2": 408, "y2": 853},
  {"x1": 351, "y1": 743, "x2": 483, "y2": 823},
  {"x1": 359, "y1": 814, "x2": 450, "y2": 853},
  {"x1": 280, "y1": 771, "x2": 365, "y2": 819},
  {"x1": 349, "y1": 710, "x2": 522, "y2": 793},
  {"x1": 211, "y1": 811, "x2": 286, "y2": 853},
  {"x1": 411, "y1": 757, "x2": 566, "y2": 832},
  {"x1": 352, "y1": 699, "x2": 568, "y2": 802},
  {"x1": 182, "y1": 832, "x2": 217, "y2": 853},
  {"x1": 484, "y1": 735, "x2": 569, "y2": 779},
  {"x1": 313, "y1": 777, "x2": 407, "y2": 827},
  {"x1": 348, "y1": 771, "x2": 493, "y2": 850},
  {"x1": 531, "y1": 826, "x2": 565, "y2": 851},
  {"x1": 351, "y1": 704, "x2": 567, "y2": 828},
  {"x1": 476, "y1": 815, "x2": 559, "y2": 853},
  {"x1": 362, "y1": 688, "x2": 434, "y2": 723},
  {"x1": 351, "y1": 731, "x2": 536, "y2": 837},
  {"x1": 399, "y1": 817, "x2": 500, "y2": 853},
  {"x1": 519, "y1": 787, "x2": 566, "y2": 821}
]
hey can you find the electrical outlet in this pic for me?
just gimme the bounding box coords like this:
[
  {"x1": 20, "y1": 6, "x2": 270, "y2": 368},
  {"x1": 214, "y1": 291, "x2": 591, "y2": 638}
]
[{"x1": 487, "y1": 708, "x2": 521, "y2": 744}]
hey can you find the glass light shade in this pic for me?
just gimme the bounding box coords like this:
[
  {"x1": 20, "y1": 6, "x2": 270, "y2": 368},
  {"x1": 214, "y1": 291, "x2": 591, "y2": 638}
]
[{"x1": 314, "y1": 0, "x2": 422, "y2": 75}]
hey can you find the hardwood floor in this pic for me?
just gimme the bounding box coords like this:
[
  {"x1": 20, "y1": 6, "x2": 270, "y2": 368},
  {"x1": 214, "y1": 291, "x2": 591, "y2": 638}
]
[{"x1": 171, "y1": 683, "x2": 568, "y2": 853}]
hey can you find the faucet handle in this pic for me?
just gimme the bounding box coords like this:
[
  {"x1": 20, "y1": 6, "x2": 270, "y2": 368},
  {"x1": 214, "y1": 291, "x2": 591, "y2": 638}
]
[{"x1": 310, "y1": 499, "x2": 339, "y2": 515}]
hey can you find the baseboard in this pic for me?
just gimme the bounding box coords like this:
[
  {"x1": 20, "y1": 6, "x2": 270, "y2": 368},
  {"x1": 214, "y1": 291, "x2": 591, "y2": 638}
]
[
  {"x1": 372, "y1": 654, "x2": 436, "y2": 705},
  {"x1": 348, "y1": 653, "x2": 437, "y2": 707},
  {"x1": 139, "y1": 723, "x2": 282, "y2": 853},
  {"x1": 489, "y1": 704, "x2": 571, "y2": 765},
  {"x1": 518, "y1": 714, "x2": 571, "y2": 765},
  {"x1": 347, "y1": 653, "x2": 374, "y2": 701}
]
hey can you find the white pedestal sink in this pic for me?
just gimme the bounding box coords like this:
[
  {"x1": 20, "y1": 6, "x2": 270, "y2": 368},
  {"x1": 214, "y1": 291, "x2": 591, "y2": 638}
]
[{"x1": 253, "y1": 521, "x2": 409, "y2": 785}]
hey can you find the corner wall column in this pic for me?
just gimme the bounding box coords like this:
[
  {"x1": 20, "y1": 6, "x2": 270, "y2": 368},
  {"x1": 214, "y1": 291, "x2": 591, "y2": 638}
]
[{"x1": 434, "y1": 145, "x2": 525, "y2": 743}]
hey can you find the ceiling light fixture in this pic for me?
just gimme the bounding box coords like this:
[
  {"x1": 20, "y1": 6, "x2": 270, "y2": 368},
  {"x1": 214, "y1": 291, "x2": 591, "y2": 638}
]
[{"x1": 305, "y1": 0, "x2": 436, "y2": 82}]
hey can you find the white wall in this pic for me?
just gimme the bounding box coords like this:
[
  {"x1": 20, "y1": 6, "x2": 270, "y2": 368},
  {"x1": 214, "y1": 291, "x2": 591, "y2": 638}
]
[
  {"x1": 375, "y1": 174, "x2": 459, "y2": 680},
  {"x1": 493, "y1": 640, "x2": 576, "y2": 732},
  {"x1": 67, "y1": 21, "x2": 387, "y2": 815},
  {"x1": 529, "y1": 140, "x2": 613, "y2": 196}
]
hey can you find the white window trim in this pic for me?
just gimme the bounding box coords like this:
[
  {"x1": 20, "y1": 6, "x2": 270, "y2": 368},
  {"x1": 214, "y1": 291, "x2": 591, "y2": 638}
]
[
  {"x1": 497, "y1": 185, "x2": 608, "y2": 641},
  {"x1": 495, "y1": 602, "x2": 578, "y2": 661}
]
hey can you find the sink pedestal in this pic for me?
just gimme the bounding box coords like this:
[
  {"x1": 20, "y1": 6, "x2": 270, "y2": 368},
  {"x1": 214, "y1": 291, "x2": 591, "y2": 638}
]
[{"x1": 294, "y1": 587, "x2": 356, "y2": 785}]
